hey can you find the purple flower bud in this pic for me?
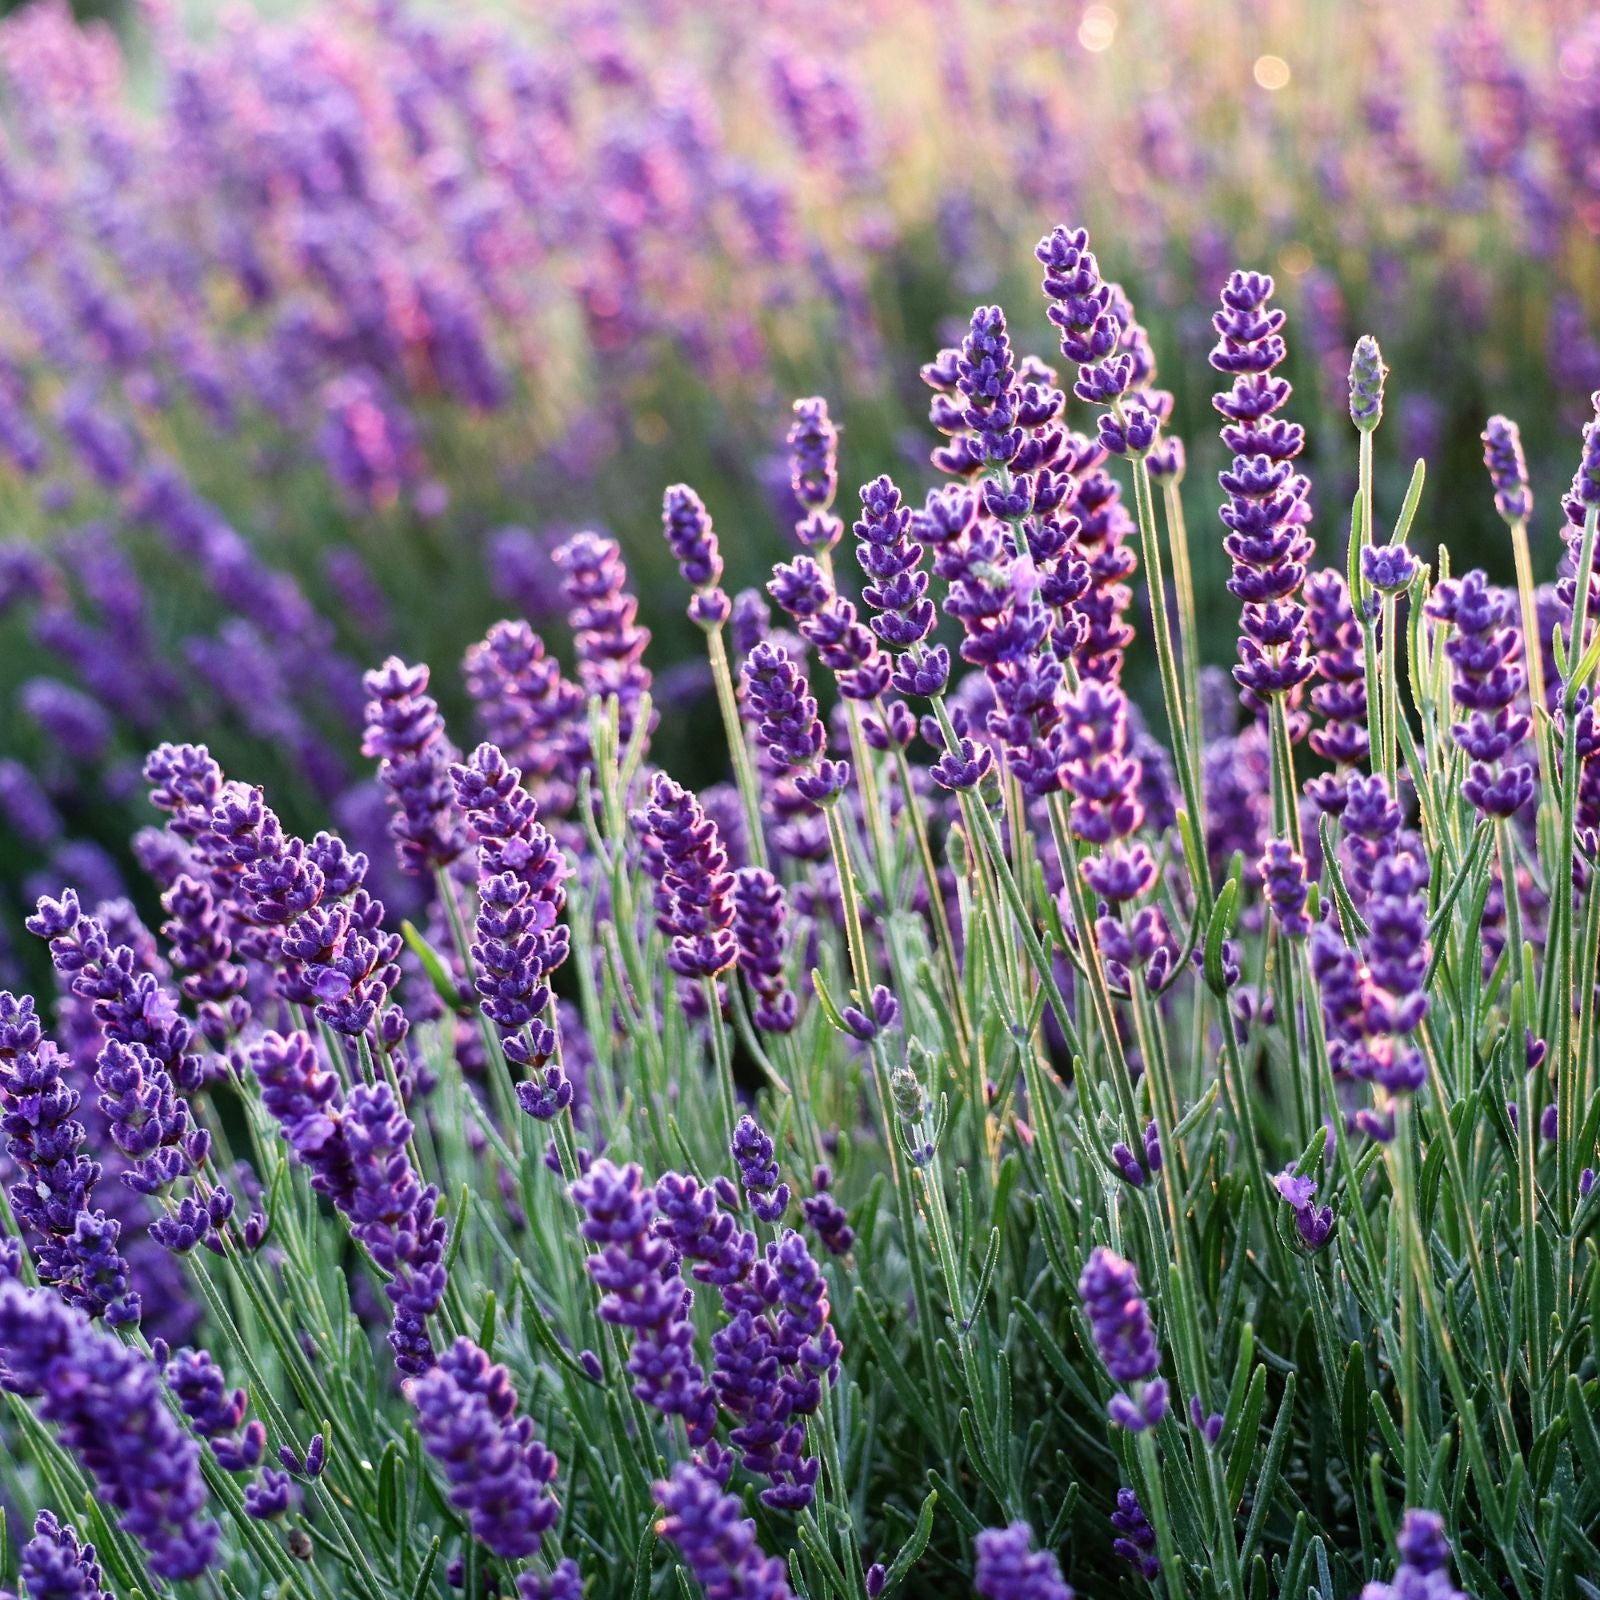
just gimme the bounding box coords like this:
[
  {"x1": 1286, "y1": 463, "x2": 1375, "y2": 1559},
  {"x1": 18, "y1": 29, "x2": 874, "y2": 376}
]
[
  {"x1": 1348, "y1": 336, "x2": 1387, "y2": 431},
  {"x1": 1111, "y1": 1488, "x2": 1160, "y2": 1579}
]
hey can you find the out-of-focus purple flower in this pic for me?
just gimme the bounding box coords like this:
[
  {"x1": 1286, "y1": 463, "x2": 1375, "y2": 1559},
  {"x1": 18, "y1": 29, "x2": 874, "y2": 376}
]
[
  {"x1": 1305, "y1": 568, "x2": 1369, "y2": 807},
  {"x1": 732, "y1": 867, "x2": 797, "y2": 1033},
  {"x1": 410, "y1": 1338, "x2": 560, "y2": 1561},
  {"x1": 1359, "y1": 1509, "x2": 1466, "y2": 1600},
  {"x1": 553, "y1": 530, "x2": 653, "y2": 751},
  {"x1": 973, "y1": 1522, "x2": 1075, "y2": 1600},
  {"x1": 0, "y1": 1280, "x2": 219, "y2": 1581},
  {"x1": 21, "y1": 679, "x2": 112, "y2": 765},
  {"x1": 1260, "y1": 839, "x2": 1311, "y2": 937},
  {"x1": 802, "y1": 1165, "x2": 853, "y2": 1256},
  {"x1": 463, "y1": 619, "x2": 585, "y2": 819},
  {"x1": 653, "y1": 1460, "x2": 795, "y2": 1600},
  {"x1": 0, "y1": 758, "x2": 62, "y2": 845}
]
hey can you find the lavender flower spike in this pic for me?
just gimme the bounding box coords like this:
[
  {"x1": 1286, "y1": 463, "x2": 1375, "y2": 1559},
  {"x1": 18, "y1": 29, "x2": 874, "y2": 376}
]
[
  {"x1": 1348, "y1": 335, "x2": 1387, "y2": 431},
  {"x1": 1482, "y1": 415, "x2": 1532, "y2": 525},
  {"x1": 742, "y1": 641, "x2": 851, "y2": 804},
  {"x1": 663, "y1": 483, "x2": 730, "y2": 629},
  {"x1": 1077, "y1": 1245, "x2": 1168, "y2": 1430},
  {"x1": 1359, "y1": 1509, "x2": 1467, "y2": 1600},
  {"x1": 410, "y1": 1337, "x2": 560, "y2": 1561},
  {"x1": 11, "y1": 1511, "x2": 107, "y2": 1600},
  {"x1": 788, "y1": 397, "x2": 844, "y2": 553},
  {"x1": 653, "y1": 1460, "x2": 795, "y2": 1600},
  {"x1": 0, "y1": 1280, "x2": 219, "y2": 1580},
  {"x1": 973, "y1": 1523, "x2": 1075, "y2": 1600}
]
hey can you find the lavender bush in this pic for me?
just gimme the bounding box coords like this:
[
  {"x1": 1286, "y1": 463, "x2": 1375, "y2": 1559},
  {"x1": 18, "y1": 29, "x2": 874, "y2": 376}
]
[
  {"x1": 4, "y1": 0, "x2": 1600, "y2": 953},
  {"x1": 1, "y1": 202, "x2": 1597, "y2": 1600}
]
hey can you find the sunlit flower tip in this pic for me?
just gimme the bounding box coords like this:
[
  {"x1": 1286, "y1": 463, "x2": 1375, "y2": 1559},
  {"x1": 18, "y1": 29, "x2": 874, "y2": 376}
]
[
  {"x1": 1361, "y1": 543, "x2": 1418, "y2": 593},
  {"x1": 1348, "y1": 335, "x2": 1387, "y2": 431}
]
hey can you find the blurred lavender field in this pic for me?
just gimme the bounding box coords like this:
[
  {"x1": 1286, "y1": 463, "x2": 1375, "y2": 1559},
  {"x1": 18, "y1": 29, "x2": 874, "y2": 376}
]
[{"x1": 0, "y1": 0, "x2": 1596, "y2": 971}]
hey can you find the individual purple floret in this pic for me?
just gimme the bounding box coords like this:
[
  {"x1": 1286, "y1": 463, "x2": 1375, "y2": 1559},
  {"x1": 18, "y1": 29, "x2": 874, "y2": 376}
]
[
  {"x1": 361, "y1": 657, "x2": 464, "y2": 876},
  {"x1": 1481, "y1": 415, "x2": 1532, "y2": 525},
  {"x1": 553, "y1": 530, "x2": 653, "y2": 749},
  {"x1": 11, "y1": 1511, "x2": 107, "y2": 1600},
  {"x1": 663, "y1": 483, "x2": 730, "y2": 628},
  {"x1": 640, "y1": 773, "x2": 738, "y2": 981},
  {"x1": 1209, "y1": 269, "x2": 1315, "y2": 721},
  {"x1": 570, "y1": 1159, "x2": 716, "y2": 1443},
  {"x1": 733, "y1": 1115, "x2": 791, "y2": 1222},
  {"x1": 788, "y1": 396, "x2": 844, "y2": 553},
  {"x1": 1271, "y1": 1168, "x2": 1334, "y2": 1250},
  {"x1": 410, "y1": 1338, "x2": 560, "y2": 1561},
  {"x1": 1359, "y1": 1509, "x2": 1466, "y2": 1600},
  {"x1": 1426, "y1": 571, "x2": 1535, "y2": 818},
  {"x1": 0, "y1": 992, "x2": 138, "y2": 1324},
  {"x1": 742, "y1": 642, "x2": 851, "y2": 804},
  {"x1": 0, "y1": 1280, "x2": 219, "y2": 1581},
  {"x1": 973, "y1": 1522, "x2": 1075, "y2": 1600},
  {"x1": 1077, "y1": 1246, "x2": 1167, "y2": 1431},
  {"x1": 1111, "y1": 1488, "x2": 1160, "y2": 1579},
  {"x1": 653, "y1": 1460, "x2": 795, "y2": 1600}
]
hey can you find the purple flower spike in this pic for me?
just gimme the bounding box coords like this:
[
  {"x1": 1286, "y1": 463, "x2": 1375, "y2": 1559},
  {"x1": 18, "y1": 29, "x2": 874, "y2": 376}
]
[
  {"x1": 855, "y1": 474, "x2": 948, "y2": 697},
  {"x1": 788, "y1": 397, "x2": 843, "y2": 552},
  {"x1": 1078, "y1": 1246, "x2": 1167, "y2": 1431},
  {"x1": 1111, "y1": 1488, "x2": 1160, "y2": 1579},
  {"x1": 1210, "y1": 269, "x2": 1315, "y2": 722},
  {"x1": 742, "y1": 642, "x2": 851, "y2": 804},
  {"x1": 973, "y1": 1522, "x2": 1075, "y2": 1600},
  {"x1": 13, "y1": 1510, "x2": 107, "y2": 1600},
  {"x1": 0, "y1": 1280, "x2": 219, "y2": 1581},
  {"x1": 1260, "y1": 838, "x2": 1311, "y2": 937},
  {"x1": 553, "y1": 530, "x2": 653, "y2": 751},
  {"x1": 1482, "y1": 416, "x2": 1532, "y2": 525},
  {"x1": 663, "y1": 483, "x2": 729, "y2": 627},
  {"x1": 1348, "y1": 336, "x2": 1387, "y2": 432},
  {"x1": 1305, "y1": 568, "x2": 1370, "y2": 795},
  {"x1": 571, "y1": 1160, "x2": 716, "y2": 1443},
  {"x1": 361, "y1": 657, "x2": 464, "y2": 876},
  {"x1": 803, "y1": 1166, "x2": 854, "y2": 1256},
  {"x1": 640, "y1": 773, "x2": 737, "y2": 982},
  {"x1": 733, "y1": 1116, "x2": 790, "y2": 1222},
  {"x1": 653, "y1": 1460, "x2": 795, "y2": 1600},
  {"x1": 1362, "y1": 543, "x2": 1418, "y2": 594},
  {"x1": 732, "y1": 868, "x2": 797, "y2": 1033},
  {"x1": 1426, "y1": 571, "x2": 1535, "y2": 818},
  {"x1": 410, "y1": 1338, "x2": 560, "y2": 1561},
  {"x1": 0, "y1": 992, "x2": 139, "y2": 1324}
]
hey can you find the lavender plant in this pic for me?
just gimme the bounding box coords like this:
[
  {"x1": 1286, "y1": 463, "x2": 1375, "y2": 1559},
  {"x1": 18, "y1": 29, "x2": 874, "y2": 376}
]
[{"x1": 2, "y1": 218, "x2": 1599, "y2": 1600}]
